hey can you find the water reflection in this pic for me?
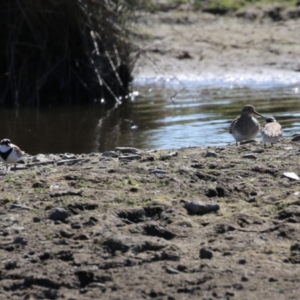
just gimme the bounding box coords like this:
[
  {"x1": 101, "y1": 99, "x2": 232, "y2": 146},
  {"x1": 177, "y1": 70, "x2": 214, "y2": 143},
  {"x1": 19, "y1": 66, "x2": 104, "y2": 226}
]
[{"x1": 0, "y1": 80, "x2": 299, "y2": 155}]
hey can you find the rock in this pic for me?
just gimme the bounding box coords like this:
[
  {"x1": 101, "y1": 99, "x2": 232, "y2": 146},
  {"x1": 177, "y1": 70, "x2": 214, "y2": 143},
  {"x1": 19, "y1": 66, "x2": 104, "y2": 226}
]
[
  {"x1": 5, "y1": 260, "x2": 17, "y2": 270},
  {"x1": 13, "y1": 236, "x2": 27, "y2": 245},
  {"x1": 48, "y1": 207, "x2": 71, "y2": 222},
  {"x1": 119, "y1": 155, "x2": 141, "y2": 161},
  {"x1": 291, "y1": 134, "x2": 300, "y2": 142},
  {"x1": 115, "y1": 147, "x2": 141, "y2": 154},
  {"x1": 242, "y1": 154, "x2": 257, "y2": 159},
  {"x1": 283, "y1": 172, "x2": 299, "y2": 181},
  {"x1": 102, "y1": 151, "x2": 117, "y2": 157},
  {"x1": 289, "y1": 243, "x2": 300, "y2": 264},
  {"x1": 199, "y1": 248, "x2": 213, "y2": 259},
  {"x1": 32, "y1": 154, "x2": 49, "y2": 163},
  {"x1": 165, "y1": 266, "x2": 179, "y2": 274},
  {"x1": 98, "y1": 234, "x2": 169, "y2": 254},
  {"x1": 205, "y1": 151, "x2": 218, "y2": 158},
  {"x1": 10, "y1": 204, "x2": 32, "y2": 210},
  {"x1": 62, "y1": 153, "x2": 77, "y2": 159},
  {"x1": 184, "y1": 201, "x2": 219, "y2": 215},
  {"x1": 33, "y1": 217, "x2": 41, "y2": 223},
  {"x1": 75, "y1": 270, "x2": 95, "y2": 288},
  {"x1": 252, "y1": 148, "x2": 265, "y2": 153},
  {"x1": 57, "y1": 158, "x2": 89, "y2": 166},
  {"x1": 238, "y1": 258, "x2": 247, "y2": 265},
  {"x1": 143, "y1": 224, "x2": 176, "y2": 240},
  {"x1": 32, "y1": 181, "x2": 47, "y2": 188},
  {"x1": 149, "y1": 169, "x2": 167, "y2": 174}
]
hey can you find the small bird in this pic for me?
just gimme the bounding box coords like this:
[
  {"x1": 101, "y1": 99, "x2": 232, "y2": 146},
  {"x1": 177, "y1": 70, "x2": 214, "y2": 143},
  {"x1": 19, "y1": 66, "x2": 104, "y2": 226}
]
[
  {"x1": 261, "y1": 117, "x2": 283, "y2": 148},
  {"x1": 229, "y1": 105, "x2": 265, "y2": 145},
  {"x1": 0, "y1": 139, "x2": 24, "y2": 171}
]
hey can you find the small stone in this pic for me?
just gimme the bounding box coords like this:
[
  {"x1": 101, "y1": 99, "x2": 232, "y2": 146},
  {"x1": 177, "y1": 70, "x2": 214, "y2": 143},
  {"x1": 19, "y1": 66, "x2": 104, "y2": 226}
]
[
  {"x1": 283, "y1": 172, "x2": 299, "y2": 181},
  {"x1": 119, "y1": 155, "x2": 141, "y2": 161},
  {"x1": 10, "y1": 204, "x2": 32, "y2": 210},
  {"x1": 57, "y1": 159, "x2": 88, "y2": 166},
  {"x1": 184, "y1": 201, "x2": 219, "y2": 215},
  {"x1": 13, "y1": 236, "x2": 27, "y2": 245},
  {"x1": 242, "y1": 154, "x2": 257, "y2": 159},
  {"x1": 102, "y1": 151, "x2": 117, "y2": 157},
  {"x1": 241, "y1": 276, "x2": 249, "y2": 282},
  {"x1": 168, "y1": 152, "x2": 178, "y2": 157},
  {"x1": 32, "y1": 154, "x2": 49, "y2": 163},
  {"x1": 62, "y1": 153, "x2": 77, "y2": 159},
  {"x1": 199, "y1": 248, "x2": 213, "y2": 259},
  {"x1": 291, "y1": 134, "x2": 300, "y2": 142},
  {"x1": 205, "y1": 151, "x2": 218, "y2": 158},
  {"x1": 5, "y1": 260, "x2": 17, "y2": 270},
  {"x1": 165, "y1": 266, "x2": 179, "y2": 274},
  {"x1": 115, "y1": 147, "x2": 141, "y2": 154},
  {"x1": 149, "y1": 169, "x2": 167, "y2": 174},
  {"x1": 238, "y1": 259, "x2": 247, "y2": 264},
  {"x1": 48, "y1": 207, "x2": 71, "y2": 222},
  {"x1": 32, "y1": 181, "x2": 47, "y2": 188},
  {"x1": 33, "y1": 217, "x2": 41, "y2": 223},
  {"x1": 252, "y1": 148, "x2": 265, "y2": 153}
]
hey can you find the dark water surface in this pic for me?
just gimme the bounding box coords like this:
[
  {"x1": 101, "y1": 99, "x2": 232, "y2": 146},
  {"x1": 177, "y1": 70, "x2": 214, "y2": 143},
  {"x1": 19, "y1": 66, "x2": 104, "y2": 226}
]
[{"x1": 0, "y1": 79, "x2": 299, "y2": 155}]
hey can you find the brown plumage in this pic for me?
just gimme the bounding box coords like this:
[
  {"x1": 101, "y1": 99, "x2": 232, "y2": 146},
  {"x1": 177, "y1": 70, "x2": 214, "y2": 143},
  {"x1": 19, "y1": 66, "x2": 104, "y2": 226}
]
[{"x1": 229, "y1": 105, "x2": 265, "y2": 145}]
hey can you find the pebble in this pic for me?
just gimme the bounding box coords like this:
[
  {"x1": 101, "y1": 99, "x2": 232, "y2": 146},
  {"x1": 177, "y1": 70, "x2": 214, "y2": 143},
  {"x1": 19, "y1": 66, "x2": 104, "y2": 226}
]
[
  {"x1": 62, "y1": 153, "x2": 77, "y2": 160},
  {"x1": 184, "y1": 201, "x2": 219, "y2": 215},
  {"x1": 102, "y1": 151, "x2": 117, "y2": 157},
  {"x1": 115, "y1": 147, "x2": 141, "y2": 154},
  {"x1": 119, "y1": 155, "x2": 141, "y2": 161},
  {"x1": 57, "y1": 158, "x2": 88, "y2": 166},
  {"x1": 199, "y1": 248, "x2": 213, "y2": 259},
  {"x1": 283, "y1": 172, "x2": 299, "y2": 181},
  {"x1": 13, "y1": 236, "x2": 27, "y2": 245},
  {"x1": 205, "y1": 151, "x2": 218, "y2": 158},
  {"x1": 242, "y1": 154, "x2": 257, "y2": 159},
  {"x1": 149, "y1": 169, "x2": 167, "y2": 174},
  {"x1": 291, "y1": 134, "x2": 300, "y2": 142},
  {"x1": 252, "y1": 148, "x2": 265, "y2": 153},
  {"x1": 48, "y1": 207, "x2": 71, "y2": 222},
  {"x1": 10, "y1": 204, "x2": 32, "y2": 210},
  {"x1": 165, "y1": 266, "x2": 179, "y2": 274}
]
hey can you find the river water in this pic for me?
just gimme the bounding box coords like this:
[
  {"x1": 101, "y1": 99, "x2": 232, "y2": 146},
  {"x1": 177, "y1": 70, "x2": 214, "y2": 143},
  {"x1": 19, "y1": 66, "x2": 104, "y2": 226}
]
[{"x1": 0, "y1": 77, "x2": 299, "y2": 155}]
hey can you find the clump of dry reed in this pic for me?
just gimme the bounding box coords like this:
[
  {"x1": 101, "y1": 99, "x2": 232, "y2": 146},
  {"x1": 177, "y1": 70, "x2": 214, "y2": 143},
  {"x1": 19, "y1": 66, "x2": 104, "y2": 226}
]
[{"x1": 0, "y1": 0, "x2": 136, "y2": 106}]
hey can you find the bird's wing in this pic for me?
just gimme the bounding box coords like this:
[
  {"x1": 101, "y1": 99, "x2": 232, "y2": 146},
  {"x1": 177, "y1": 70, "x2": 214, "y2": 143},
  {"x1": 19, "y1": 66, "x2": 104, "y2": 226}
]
[
  {"x1": 11, "y1": 144, "x2": 24, "y2": 156},
  {"x1": 263, "y1": 122, "x2": 283, "y2": 137},
  {"x1": 229, "y1": 119, "x2": 236, "y2": 134}
]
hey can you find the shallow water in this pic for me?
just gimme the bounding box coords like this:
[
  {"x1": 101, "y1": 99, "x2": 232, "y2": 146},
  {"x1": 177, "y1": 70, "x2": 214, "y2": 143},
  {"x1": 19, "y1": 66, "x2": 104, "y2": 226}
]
[{"x1": 0, "y1": 78, "x2": 299, "y2": 155}]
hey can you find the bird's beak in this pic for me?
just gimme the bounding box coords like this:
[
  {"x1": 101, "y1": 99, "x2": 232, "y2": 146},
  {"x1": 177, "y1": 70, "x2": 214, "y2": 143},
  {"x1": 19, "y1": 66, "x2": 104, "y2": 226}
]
[{"x1": 253, "y1": 111, "x2": 265, "y2": 118}]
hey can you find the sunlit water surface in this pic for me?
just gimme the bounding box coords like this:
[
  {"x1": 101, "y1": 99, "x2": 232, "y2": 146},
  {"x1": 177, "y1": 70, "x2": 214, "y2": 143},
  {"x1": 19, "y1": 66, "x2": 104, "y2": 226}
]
[{"x1": 0, "y1": 78, "x2": 299, "y2": 155}]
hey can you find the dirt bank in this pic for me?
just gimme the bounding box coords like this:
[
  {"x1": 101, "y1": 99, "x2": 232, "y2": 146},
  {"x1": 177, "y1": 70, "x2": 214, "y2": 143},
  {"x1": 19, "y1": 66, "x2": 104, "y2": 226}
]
[
  {"x1": 1, "y1": 139, "x2": 300, "y2": 299},
  {"x1": 134, "y1": 4, "x2": 300, "y2": 84}
]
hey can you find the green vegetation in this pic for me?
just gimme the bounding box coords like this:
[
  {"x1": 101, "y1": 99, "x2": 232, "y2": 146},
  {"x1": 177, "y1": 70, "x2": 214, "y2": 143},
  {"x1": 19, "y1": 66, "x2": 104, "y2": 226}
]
[{"x1": 147, "y1": 0, "x2": 297, "y2": 12}]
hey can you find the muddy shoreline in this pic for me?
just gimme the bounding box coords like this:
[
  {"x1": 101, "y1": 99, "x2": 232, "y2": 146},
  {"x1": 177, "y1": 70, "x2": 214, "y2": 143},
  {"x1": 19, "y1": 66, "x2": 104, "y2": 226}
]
[
  {"x1": 134, "y1": 5, "x2": 300, "y2": 85},
  {"x1": 2, "y1": 139, "x2": 300, "y2": 299},
  {"x1": 2, "y1": 6, "x2": 300, "y2": 300}
]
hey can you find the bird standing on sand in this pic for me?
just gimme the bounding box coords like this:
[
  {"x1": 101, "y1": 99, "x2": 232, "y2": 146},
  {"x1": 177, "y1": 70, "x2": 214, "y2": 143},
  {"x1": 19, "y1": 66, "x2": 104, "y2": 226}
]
[
  {"x1": 0, "y1": 139, "x2": 24, "y2": 171},
  {"x1": 229, "y1": 105, "x2": 265, "y2": 145},
  {"x1": 261, "y1": 117, "x2": 283, "y2": 148}
]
